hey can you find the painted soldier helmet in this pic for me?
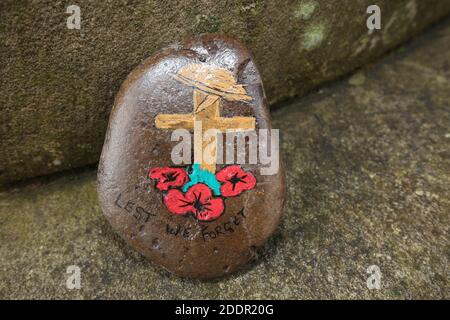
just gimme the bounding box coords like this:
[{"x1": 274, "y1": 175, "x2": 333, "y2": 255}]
[{"x1": 172, "y1": 63, "x2": 252, "y2": 102}]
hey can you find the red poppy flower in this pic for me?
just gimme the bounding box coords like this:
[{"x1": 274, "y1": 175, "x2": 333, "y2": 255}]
[
  {"x1": 163, "y1": 184, "x2": 224, "y2": 221},
  {"x1": 216, "y1": 165, "x2": 256, "y2": 197},
  {"x1": 149, "y1": 167, "x2": 188, "y2": 191}
]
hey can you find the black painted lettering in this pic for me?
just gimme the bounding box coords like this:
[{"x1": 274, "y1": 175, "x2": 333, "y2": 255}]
[
  {"x1": 114, "y1": 193, "x2": 124, "y2": 208},
  {"x1": 223, "y1": 221, "x2": 234, "y2": 233},
  {"x1": 124, "y1": 201, "x2": 135, "y2": 213},
  {"x1": 166, "y1": 223, "x2": 181, "y2": 236}
]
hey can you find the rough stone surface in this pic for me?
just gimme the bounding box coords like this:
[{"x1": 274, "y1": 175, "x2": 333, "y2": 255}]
[
  {"x1": 0, "y1": 18, "x2": 449, "y2": 299},
  {"x1": 2, "y1": 0, "x2": 450, "y2": 184}
]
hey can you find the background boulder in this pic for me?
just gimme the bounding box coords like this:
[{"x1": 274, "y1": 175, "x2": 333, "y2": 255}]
[{"x1": 1, "y1": 0, "x2": 449, "y2": 184}]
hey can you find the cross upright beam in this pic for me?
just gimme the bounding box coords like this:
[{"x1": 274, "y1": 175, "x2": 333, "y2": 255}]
[{"x1": 155, "y1": 89, "x2": 256, "y2": 172}]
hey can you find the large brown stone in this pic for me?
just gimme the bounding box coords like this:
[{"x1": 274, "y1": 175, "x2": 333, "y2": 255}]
[
  {"x1": 1, "y1": 1, "x2": 450, "y2": 184},
  {"x1": 97, "y1": 35, "x2": 285, "y2": 278}
]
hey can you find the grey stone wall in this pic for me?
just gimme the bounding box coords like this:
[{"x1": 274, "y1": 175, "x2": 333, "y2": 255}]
[{"x1": 1, "y1": 0, "x2": 449, "y2": 184}]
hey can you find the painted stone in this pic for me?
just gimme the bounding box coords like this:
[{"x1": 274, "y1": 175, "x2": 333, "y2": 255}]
[{"x1": 98, "y1": 35, "x2": 285, "y2": 278}]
